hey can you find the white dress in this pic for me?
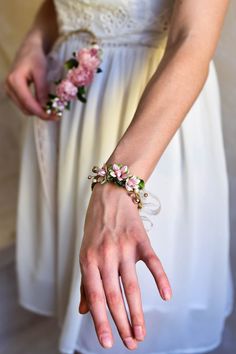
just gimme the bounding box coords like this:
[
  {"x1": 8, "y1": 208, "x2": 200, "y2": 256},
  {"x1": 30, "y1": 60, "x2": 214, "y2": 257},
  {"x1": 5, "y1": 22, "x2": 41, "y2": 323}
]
[{"x1": 16, "y1": 1, "x2": 234, "y2": 353}]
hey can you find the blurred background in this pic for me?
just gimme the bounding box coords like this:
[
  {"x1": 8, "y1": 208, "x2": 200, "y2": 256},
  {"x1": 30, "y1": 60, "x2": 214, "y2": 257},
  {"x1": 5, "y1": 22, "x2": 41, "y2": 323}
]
[{"x1": 0, "y1": 1, "x2": 235, "y2": 353}]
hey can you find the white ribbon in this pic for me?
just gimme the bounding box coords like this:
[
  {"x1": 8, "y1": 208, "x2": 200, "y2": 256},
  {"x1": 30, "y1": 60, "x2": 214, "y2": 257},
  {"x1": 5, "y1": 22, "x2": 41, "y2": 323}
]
[{"x1": 139, "y1": 189, "x2": 161, "y2": 232}]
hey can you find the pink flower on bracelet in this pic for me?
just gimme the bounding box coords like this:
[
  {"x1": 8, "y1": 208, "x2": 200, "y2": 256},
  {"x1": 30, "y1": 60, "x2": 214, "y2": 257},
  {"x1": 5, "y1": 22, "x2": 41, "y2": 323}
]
[
  {"x1": 88, "y1": 163, "x2": 147, "y2": 209},
  {"x1": 108, "y1": 164, "x2": 129, "y2": 181},
  {"x1": 125, "y1": 176, "x2": 141, "y2": 192},
  {"x1": 44, "y1": 43, "x2": 103, "y2": 118}
]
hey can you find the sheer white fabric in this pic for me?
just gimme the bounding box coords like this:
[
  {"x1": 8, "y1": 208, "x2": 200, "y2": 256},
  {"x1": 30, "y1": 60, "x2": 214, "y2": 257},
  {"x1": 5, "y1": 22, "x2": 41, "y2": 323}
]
[{"x1": 16, "y1": 1, "x2": 234, "y2": 354}]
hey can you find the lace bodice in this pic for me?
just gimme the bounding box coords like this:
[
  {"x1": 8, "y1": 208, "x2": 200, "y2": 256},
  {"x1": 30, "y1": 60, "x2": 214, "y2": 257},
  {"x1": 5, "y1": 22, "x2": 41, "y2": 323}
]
[{"x1": 53, "y1": 0, "x2": 174, "y2": 45}]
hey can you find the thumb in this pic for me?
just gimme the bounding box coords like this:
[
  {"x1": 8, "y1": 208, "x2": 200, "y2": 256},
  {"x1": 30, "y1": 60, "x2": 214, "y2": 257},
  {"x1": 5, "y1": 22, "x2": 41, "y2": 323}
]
[
  {"x1": 32, "y1": 69, "x2": 49, "y2": 107},
  {"x1": 79, "y1": 280, "x2": 89, "y2": 314}
]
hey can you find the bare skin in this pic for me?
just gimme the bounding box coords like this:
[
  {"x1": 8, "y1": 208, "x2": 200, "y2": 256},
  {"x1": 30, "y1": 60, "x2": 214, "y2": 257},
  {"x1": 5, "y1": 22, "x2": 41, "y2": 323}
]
[
  {"x1": 5, "y1": 0, "x2": 229, "y2": 351},
  {"x1": 4, "y1": 0, "x2": 59, "y2": 120}
]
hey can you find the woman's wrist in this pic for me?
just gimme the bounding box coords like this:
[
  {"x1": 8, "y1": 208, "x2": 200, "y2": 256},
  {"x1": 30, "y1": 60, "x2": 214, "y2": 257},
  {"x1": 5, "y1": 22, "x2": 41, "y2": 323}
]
[
  {"x1": 92, "y1": 178, "x2": 130, "y2": 198},
  {"x1": 105, "y1": 159, "x2": 150, "y2": 183},
  {"x1": 89, "y1": 163, "x2": 148, "y2": 210},
  {"x1": 23, "y1": 0, "x2": 59, "y2": 55},
  {"x1": 92, "y1": 178, "x2": 136, "y2": 204},
  {"x1": 19, "y1": 29, "x2": 46, "y2": 53},
  {"x1": 105, "y1": 147, "x2": 151, "y2": 182},
  {"x1": 23, "y1": 26, "x2": 58, "y2": 55}
]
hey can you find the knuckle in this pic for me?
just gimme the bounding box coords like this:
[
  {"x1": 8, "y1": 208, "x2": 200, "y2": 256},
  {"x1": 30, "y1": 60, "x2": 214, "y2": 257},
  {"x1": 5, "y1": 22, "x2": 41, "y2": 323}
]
[
  {"x1": 117, "y1": 238, "x2": 126, "y2": 252},
  {"x1": 87, "y1": 291, "x2": 104, "y2": 307},
  {"x1": 145, "y1": 252, "x2": 159, "y2": 265},
  {"x1": 125, "y1": 281, "x2": 139, "y2": 295},
  {"x1": 99, "y1": 240, "x2": 115, "y2": 259},
  {"x1": 119, "y1": 230, "x2": 135, "y2": 245},
  {"x1": 79, "y1": 247, "x2": 97, "y2": 268},
  {"x1": 106, "y1": 290, "x2": 122, "y2": 306},
  {"x1": 137, "y1": 238, "x2": 151, "y2": 255},
  {"x1": 126, "y1": 223, "x2": 142, "y2": 238},
  {"x1": 6, "y1": 72, "x2": 18, "y2": 86},
  {"x1": 97, "y1": 321, "x2": 111, "y2": 335},
  {"x1": 131, "y1": 313, "x2": 143, "y2": 326},
  {"x1": 118, "y1": 238, "x2": 133, "y2": 257}
]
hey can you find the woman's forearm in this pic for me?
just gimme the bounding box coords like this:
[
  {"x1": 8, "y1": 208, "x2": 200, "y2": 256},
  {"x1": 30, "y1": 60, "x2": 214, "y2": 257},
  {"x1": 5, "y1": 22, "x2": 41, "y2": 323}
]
[
  {"x1": 5, "y1": 0, "x2": 60, "y2": 119},
  {"x1": 19, "y1": 0, "x2": 59, "y2": 55},
  {"x1": 105, "y1": 35, "x2": 212, "y2": 181}
]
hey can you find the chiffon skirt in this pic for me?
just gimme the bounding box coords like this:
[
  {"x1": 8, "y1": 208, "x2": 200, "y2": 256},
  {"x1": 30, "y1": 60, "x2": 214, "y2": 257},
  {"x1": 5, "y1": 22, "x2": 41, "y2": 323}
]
[{"x1": 16, "y1": 34, "x2": 234, "y2": 354}]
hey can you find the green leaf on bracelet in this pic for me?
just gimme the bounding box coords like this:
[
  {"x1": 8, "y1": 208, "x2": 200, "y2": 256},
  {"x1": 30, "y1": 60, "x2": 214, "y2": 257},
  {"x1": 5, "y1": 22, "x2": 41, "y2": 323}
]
[
  {"x1": 115, "y1": 180, "x2": 124, "y2": 187},
  {"x1": 139, "y1": 179, "x2": 145, "y2": 189}
]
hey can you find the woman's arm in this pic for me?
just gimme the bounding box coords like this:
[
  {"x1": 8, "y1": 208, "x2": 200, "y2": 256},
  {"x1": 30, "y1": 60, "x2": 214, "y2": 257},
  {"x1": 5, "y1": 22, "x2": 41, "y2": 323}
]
[
  {"x1": 106, "y1": 0, "x2": 229, "y2": 180},
  {"x1": 22, "y1": 0, "x2": 59, "y2": 55},
  {"x1": 79, "y1": 0, "x2": 229, "y2": 350},
  {"x1": 5, "y1": 0, "x2": 59, "y2": 119}
]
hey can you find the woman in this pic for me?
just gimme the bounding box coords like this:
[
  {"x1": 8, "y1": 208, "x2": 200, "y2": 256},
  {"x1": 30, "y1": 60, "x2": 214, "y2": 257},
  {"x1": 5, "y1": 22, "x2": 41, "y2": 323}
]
[{"x1": 5, "y1": 0, "x2": 233, "y2": 353}]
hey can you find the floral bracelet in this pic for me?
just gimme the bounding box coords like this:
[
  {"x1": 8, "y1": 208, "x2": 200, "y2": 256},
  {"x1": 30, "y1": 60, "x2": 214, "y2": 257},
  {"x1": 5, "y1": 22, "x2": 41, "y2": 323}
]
[{"x1": 88, "y1": 163, "x2": 148, "y2": 209}]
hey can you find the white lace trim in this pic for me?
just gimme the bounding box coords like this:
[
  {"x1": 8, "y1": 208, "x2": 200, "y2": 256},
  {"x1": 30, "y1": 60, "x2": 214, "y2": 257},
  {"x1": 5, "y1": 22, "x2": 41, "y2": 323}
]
[{"x1": 53, "y1": 0, "x2": 173, "y2": 41}]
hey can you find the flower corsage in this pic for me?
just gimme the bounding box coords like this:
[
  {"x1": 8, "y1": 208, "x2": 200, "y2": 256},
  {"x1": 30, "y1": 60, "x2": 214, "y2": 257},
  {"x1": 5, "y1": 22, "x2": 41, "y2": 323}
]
[
  {"x1": 44, "y1": 43, "x2": 103, "y2": 118},
  {"x1": 88, "y1": 163, "x2": 148, "y2": 209}
]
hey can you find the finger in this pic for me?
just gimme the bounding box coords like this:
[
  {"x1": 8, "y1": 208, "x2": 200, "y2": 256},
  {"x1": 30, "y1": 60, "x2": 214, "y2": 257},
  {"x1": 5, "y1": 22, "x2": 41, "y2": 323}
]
[
  {"x1": 101, "y1": 264, "x2": 138, "y2": 350},
  {"x1": 119, "y1": 260, "x2": 146, "y2": 341},
  {"x1": 140, "y1": 242, "x2": 172, "y2": 301},
  {"x1": 32, "y1": 69, "x2": 49, "y2": 107},
  {"x1": 8, "y1": 74, "x2": 51, "y2": 120},
  {"x1": 32, "y1": 71, "x2": 63, "y2": 122},
  {"x1": 14, "y1": 77, "x2": 50, "y2": 119},
  {"x1": 81, "y1": 263, "x2": 114, "y2": 349},
  {"x1": 79, "y1": 278, "x2": 89, "y2": 314}
]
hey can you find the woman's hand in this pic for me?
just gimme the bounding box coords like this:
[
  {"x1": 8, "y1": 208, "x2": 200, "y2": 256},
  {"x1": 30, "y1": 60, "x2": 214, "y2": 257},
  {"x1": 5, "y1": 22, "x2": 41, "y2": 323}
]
[
  {"x1": 79, "y1": 182, "x2": 172, "y2": 350},
  {"x1": 4, "y1": 40, "x2": 54, "y2": 120}
]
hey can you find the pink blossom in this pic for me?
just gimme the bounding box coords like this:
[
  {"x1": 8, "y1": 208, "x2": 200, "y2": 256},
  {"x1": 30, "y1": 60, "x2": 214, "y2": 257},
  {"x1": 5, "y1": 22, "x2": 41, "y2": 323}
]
[
  {"x1": 97, "y1": 167, "x2": 106, "y2": 177},
  {"x1": 125, "y1": 176, "x2": 140, "y2": 192},
  {"x1": 67, "y1": 66, "x2": 94, "y2": 87},
  {"x1": 109, "y1": 164, "x2": 129, "y2": 181},
  {"x1": 56, "y1": 79, "x2": 78, "y2": 102},
  {"x1": 76, "y1": 46, "x2": 101, "y2": 72}
]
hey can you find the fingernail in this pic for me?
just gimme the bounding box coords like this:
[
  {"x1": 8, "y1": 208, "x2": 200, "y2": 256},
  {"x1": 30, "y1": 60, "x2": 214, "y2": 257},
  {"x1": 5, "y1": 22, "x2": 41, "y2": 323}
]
[
  {"x1": 134, "y1": 325, "x2": 144, "y2": 341},
  {"x1": 124, "y1": 336, "x2": 137, "y2": 349},
  {"x1": 100, "y1": 334, "x2": 113, "y2": 348},
  {"x1": 162, "y1": 287, "x2": 171, "y2": 301}
]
